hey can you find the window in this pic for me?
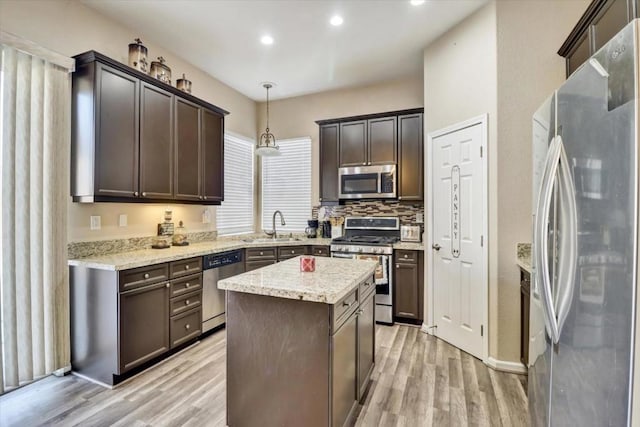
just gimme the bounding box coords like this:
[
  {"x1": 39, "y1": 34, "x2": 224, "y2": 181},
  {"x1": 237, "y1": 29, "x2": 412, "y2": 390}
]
[
  {"x1": 261, "y1": 137, "x2": 312, "y2": 233},
  {"x1": 216, "y1": 133, "x2": 255, "y2": 235}
]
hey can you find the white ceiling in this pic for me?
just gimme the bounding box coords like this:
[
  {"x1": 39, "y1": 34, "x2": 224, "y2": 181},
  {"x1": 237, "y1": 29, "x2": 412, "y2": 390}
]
[{"x1": 82, "y1": 0, "x2": 487, "y2": 101}]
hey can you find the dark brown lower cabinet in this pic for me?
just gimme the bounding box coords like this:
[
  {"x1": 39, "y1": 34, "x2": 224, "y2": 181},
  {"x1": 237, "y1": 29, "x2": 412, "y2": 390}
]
[
  {"x1": 311, "y1": 245, "x2": 330, "y2": 257},
  {"x1": 245, "y1": 259, "x2": 277, "y2": 272},
  {"x1": 119, "y1": 281, "x2": 170, "y2": 372},
  {"x1": 70, "y1": 259, "x2": 202, "y2": 386},
  {"x1": 520, "y1": 269, "x2": 531, "y2": 366},
  {"x1": 393, "y1": 250, "x2": 424, "y2": 322},
  {"x1": 357, "y1": 289, "x2": 375, "y2": 400},
  {"x1": 332, "y1": 311, "x2": 358, "y2": 427}
]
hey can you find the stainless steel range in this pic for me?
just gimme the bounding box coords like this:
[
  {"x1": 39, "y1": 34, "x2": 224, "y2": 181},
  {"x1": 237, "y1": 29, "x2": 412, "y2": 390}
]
[{"x1": 330, "y1": 217, "x2": 399, "y2": 325}]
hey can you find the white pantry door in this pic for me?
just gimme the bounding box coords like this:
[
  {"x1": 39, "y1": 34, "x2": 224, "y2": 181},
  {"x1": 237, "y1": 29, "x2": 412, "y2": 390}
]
[{"x1": 431, "y1": 121, "x2": 485, "y2": 359}]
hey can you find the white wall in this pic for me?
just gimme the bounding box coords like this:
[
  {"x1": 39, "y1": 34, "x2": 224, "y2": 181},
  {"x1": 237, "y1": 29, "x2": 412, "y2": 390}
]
[
  {"x1": 0, "y1": 0, "x2": 257, "y2": 242},
  {"x1": 424, "y1": 0, "x2": 589, "y2": 362},
  {"x1": 423, "y1": 1, "x2": 499, "y2": 357}
]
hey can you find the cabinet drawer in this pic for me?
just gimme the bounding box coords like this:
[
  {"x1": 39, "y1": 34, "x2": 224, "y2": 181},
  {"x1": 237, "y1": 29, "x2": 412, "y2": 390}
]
[
  {"x1": 170, "y1": 290, "x2": 202, "y2": 317},
  {"x1": 395, "y1": 250, "x2": 417, "y2": 263},
  {"x1": 277, "y1": 246, "x2": 307, "y2": 260},
  {"x1": 359, "y1": 275, "x2": 375, "y2": 300},
  {"x1": 312, "y1": 246, "x2": 330, "y2": 257},
  {"x1": 246, "y1": 247, "x2": 277, "y2": 261},
  {"x1": 332, "y1": 288, "x2": 358, "y2": 332},
  {"x1": 245, "y1": 259, "x2": 277, "y2": 272},
  {"x1": 170, "y1": 307, "x2": 201, "y2": 349},
  {"x1": 119, "y1": 264, "x2": 169, "y2": 292},
  {"x1": 169, "y1": 257, "x2": 202, "y2": 279},
  {"x1": 170, "y1": 273, "x2": 202, "y2": 298}
]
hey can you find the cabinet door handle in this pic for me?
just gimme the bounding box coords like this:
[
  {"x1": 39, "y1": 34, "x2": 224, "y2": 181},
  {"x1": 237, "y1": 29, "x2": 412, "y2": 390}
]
[
  {"x1": 165, "y1": 283, "x2": 170, "y2": 288},
  {"x1": 134, "y1": 191, "x2": 139, "y2": 196},
  {"x1": 185, "y1": 265, "x2": 190, "y2": 270},
  {"x1": 404, "y1": 254, "x2": 408, "y2": 258},
  {"x1": 185, "y1": 300, "x2": 190, "y2": 306},
  {"x1": 185, "y1": 283, "x2": 190, "y2": 288},
  {"x1": 142, "y1": 192, "x2": 146, "y2": 197},
  {"x1": 291, "y1": 250, "x2": 295, "y2": 254},
  {"x1": 144, "y1": 273, "x2": 150, "y2": 279},
  {"x1": 356, "y1": 309, "x2": 364, "y2": 315},
  {"x1": 185, "y1": 324, "x2": 190, "y2": 330},
  {"x1": 396, "y1": 264, "x2": 400, "y2": 268},
  {"x1": 260, "y1": 251, "x2": 264, "y2": 255}
]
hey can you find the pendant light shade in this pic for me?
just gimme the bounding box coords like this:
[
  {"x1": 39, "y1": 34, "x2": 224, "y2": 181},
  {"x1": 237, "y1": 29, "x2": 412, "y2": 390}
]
[{"x1": 256, "y1": 83, "x2": 280, "y2": 156}]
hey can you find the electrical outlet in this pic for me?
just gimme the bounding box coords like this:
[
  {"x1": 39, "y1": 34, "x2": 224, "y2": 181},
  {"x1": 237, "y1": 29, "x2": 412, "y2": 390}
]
[
  {"x1": 118, "y1": 214, "x2": 128, "y2": 227},
  {"x1": 90, "y1": 215, "x2": 101, "y2": 230},
  {"x1": 202, "y1": 208, "x2": 211, "y2": 224}
]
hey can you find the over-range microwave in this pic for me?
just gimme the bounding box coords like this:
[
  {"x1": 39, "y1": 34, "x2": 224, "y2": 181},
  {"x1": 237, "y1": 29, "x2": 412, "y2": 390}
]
[{"x1": 338, "y1": 164, "x2": 396, "y2": 199}]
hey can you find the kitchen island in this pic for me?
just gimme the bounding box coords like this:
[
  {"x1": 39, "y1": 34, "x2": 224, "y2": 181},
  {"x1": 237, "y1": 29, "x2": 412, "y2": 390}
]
[{"x1": 218, "y1": 256, "x2": 378, "y2": 427}]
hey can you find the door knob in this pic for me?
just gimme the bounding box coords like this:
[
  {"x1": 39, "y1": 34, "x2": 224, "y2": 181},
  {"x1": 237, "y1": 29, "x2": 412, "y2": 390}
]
[{"x1": 432, "y1": 244, "x2": 441, "y2": 251}]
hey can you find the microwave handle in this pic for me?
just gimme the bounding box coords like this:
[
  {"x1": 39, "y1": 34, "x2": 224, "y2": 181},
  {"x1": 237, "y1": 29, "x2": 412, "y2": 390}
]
[{"x1": 378, "y1": 173, "x2": 382, "y2": 193}]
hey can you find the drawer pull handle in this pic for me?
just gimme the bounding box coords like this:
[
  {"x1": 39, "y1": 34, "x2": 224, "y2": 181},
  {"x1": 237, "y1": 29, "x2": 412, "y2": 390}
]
[
  {"x1": 185, "y1": 324, "x2": 190, "y2": 330},
  {"x1": 144, "y1": 273, "x2": 150, "y2": 279},
  {"x1": 356, "y1": 309, "x2": 364, "y2": 315},
  {"x1": 396, "y1": 264, "x2": 400, "y2": 268},
  {"x1": 404, "y1": 254, "x2": 408, "y2": 258},
  {"x1": 185, "y1": 283, "x2": 190, "y2": 288},
  {"x1": 365, "y1": 282, "x2": 372, "y2": 286},
  {"x1": 185, "y1": 300, "x2": 190, "y2": 306},
  {"x1": 260, "y1": 251, "x2": 264, "y2": 255},
  {"x1": 291, "y1": 250, "x2": 295, "y2": 254},
  {"x1": 185, "y1": 265, "x2": 190, "y2": 270},
  {"x1": 343, "y1": 300, "x2": 354, "y2": 308}
]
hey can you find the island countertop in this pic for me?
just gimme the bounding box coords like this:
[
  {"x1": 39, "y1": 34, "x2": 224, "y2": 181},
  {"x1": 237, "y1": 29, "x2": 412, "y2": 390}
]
[{"x1": 218, "y1": 256, "x2": 378, "y2": 304}]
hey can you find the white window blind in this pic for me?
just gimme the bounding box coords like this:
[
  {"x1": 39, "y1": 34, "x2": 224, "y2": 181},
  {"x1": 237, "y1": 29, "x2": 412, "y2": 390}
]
[
  {"x1": 216, "y1": 133, "x2": 255, "y2": 235},
  {"x1": 261, "y1": 137, "x2": 312, "y2": 233}
]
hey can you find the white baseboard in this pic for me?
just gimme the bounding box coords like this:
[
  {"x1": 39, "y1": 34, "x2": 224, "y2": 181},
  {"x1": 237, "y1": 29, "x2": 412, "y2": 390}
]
[{"x1": 485, "y1": 357, "x2": 528, "y2": 374}]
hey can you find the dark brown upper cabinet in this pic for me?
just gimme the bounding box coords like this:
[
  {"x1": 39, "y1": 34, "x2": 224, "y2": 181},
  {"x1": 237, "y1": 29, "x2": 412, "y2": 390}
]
[
  {"x1": 339, "y1": 120, "x2": 367, "y2": 167},
  {"x1": 368, "y1": 117, "x2": 397, "y2": 165},
  {"x1": 201, "y1": 109, "x2": 224, "y2": 202},
  {"x1": 558, "y1": 0, "x2": 637, "y2": 77},
  {"x1": 140, "y1": 82, "x2": 173, "y2": 200},
  {"x1": 316, "y1": 108, "x2": 423, "y2": 204},
  {"x1": 175, "y1": 98, "x2": 202, "y2": 201},
  {"x1": 93, "y1": 63, "x2": 140, "y2": 198},
  {"x1": 398, "y1": 113, "x2": 423, "y2": 201},
  {"x1": 71, "y1": 50, "x2": 228, "y2": 205},
  {"x1": 339, "y1": 118, "x2": 397, "y2": 168},
  {"x1": 319, "y1": 123, "x2": 340, "y2": 203}
]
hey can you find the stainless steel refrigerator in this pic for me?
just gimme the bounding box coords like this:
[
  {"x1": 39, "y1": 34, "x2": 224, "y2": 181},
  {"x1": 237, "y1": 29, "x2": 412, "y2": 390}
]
[{"x1": 530, "y1": 20, "x2": 638, "y2": 427}]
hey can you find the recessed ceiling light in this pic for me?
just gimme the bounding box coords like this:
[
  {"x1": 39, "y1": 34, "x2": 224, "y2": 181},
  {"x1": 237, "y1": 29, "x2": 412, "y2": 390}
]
[
  {"x1": 410, "y1": 0, "x2": 425, "y2": 5},
  {"x1": 330, "y1": 15, "x2": 344, "y2": 26},
  {"x1": 261, "y1": 35, "x2": 274, "y2": 45}
]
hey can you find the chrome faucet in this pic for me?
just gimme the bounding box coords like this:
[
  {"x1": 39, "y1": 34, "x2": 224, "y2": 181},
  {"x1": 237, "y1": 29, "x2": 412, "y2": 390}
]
[{"x1": 264, "y1": 210, "x2": 286, "y2": 238}]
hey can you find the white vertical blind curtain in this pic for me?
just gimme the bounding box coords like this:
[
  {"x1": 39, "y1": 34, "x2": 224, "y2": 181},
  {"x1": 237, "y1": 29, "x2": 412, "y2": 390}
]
[
  {"x1": 261, "y1": 137, "x2": 312, "y2": 233},
  {"x1": 216, "y1": 133, "x2": 255, "y2": 235},
  {"x1": 0, "y1": 44, "x2": 72, "y2": 394}
]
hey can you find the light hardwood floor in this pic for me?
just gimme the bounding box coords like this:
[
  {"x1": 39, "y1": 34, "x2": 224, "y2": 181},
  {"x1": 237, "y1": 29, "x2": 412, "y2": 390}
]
[{"x1": 0, "y1": 325, "x2": 528, "y2": 426}]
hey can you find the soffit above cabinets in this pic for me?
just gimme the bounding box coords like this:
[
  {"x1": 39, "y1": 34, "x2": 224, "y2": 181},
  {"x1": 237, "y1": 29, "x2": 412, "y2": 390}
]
[{"x1": 81, "y1": 0, "x2": 487, "y2": 101}]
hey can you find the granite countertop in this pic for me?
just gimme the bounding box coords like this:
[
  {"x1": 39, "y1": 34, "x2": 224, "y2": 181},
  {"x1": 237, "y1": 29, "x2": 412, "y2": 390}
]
[
  {"x1": 393, "y1": 241, "x2": 425, "y2": 251},
  {"x1": 68, "y1": 238, "x2": 333, "y2": 271},
  {"x1": 516, "y1": 243, "x2": 531, "y2": 273},
  {"x1": 218, "y1": 256, "x2": 378, "y2": 304}
]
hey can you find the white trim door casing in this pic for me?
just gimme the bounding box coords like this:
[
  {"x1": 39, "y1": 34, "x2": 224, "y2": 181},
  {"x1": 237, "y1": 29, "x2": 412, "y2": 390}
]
[{"x1": 425, "y1": 115, "x2": 489, "y2": 362}]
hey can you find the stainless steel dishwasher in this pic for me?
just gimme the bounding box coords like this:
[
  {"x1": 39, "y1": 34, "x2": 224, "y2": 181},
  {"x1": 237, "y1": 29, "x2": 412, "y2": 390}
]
[{"x1": 202, "y1": 250, "x2": 244, "y2": 333}]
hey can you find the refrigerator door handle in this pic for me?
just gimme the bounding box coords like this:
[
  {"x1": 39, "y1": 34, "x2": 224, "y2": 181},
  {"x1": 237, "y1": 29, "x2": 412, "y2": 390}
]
[
  {"x1": 534, "y1": 136, "x2": 562, "y2": 343},
  {"x1": 553, "y1": 137, "x2": 578, "y2": 340}
]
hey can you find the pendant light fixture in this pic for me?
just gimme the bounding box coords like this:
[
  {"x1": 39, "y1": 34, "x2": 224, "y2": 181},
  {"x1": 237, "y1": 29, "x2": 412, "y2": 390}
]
[{"x1": 256, "y1": 82, "x2": 280, "y2": 156}]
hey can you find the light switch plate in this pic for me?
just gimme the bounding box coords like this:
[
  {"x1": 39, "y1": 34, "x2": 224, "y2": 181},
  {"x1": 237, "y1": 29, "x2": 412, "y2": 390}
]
[
  {"x1": 202, "y1": 208, "x2": 211, "y2": 224},
  {"x1": 118, "y1": 214, "x2": 127, "y2": 227},
  {"x1": 90, "y1": 215, "x2": 101, "y2": 230}
]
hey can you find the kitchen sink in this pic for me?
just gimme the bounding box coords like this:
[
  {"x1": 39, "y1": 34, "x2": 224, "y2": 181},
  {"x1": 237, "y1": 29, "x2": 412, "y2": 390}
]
[{"x1": 243, "y1": 237, "x2": 302, "y2": 243}]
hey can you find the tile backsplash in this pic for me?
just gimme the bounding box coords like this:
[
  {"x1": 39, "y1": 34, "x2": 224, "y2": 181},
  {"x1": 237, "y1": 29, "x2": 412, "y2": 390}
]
[{"x1": 313, "y1": 200, "x2": 424, "y2": 225}]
